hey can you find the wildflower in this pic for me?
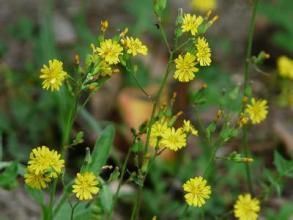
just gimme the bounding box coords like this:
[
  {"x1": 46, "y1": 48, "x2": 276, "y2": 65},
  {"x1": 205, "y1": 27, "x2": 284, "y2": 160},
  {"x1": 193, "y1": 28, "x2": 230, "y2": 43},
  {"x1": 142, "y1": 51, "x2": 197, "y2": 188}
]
[
  {"x1": 191, "y1": 0, "x2": 216, "y2": 12},
  {"x1": 121, "y1": 36, "x2": 148, "y2": 56},
  {"x1": 72, "y1": 172, "x2": 100, "y2": 200},
  {"x1": 40, "y1": 59, "x2": 67, "y2": 91},
  {"x1": 24, "y1": 171, "x2": 51, "y2": 189},
  {"x1": 96, "y1": 39, "x2": 123, "y2": 64},
  {"x1": 183, "y1": 176, "x2": 211, "y2": 207},
  {"x1": 196, "y1": 37, "x2": 212, "y2": 66},
  {"x1": 28, "y1": 146, "x2": 64, "y2": 178},
  {"x1": 174, "y1": 52, "x2": 198, "y2": 82},
  {"x1": 161, "y1": 127, "x2": 187, "y2": 151},
  {"x1": 182, "y1": 120, "x2": 198, "y2": 136},
  {"x1": 234, "y1": 194, "x2": 260, "y2": 220},
  {"x1": 245, "y1": 98, "x2": 268, "y2": 124},
  {"x1": 150, "y1": 120, "x2": 169, "y2": 147},
  {"x1": 100, "y1": 20, "x2": 109, "y2": 33},
  {"x1": 277, "y1": 56, "x2": 293, "y2": 79},
  {"x1": 181, "y1": 13, "x2": 203, "y2": 36}
]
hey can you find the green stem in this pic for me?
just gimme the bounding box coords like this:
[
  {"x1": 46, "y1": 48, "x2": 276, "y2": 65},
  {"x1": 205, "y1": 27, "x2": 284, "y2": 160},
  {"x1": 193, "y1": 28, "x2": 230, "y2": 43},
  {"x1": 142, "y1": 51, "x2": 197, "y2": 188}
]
[
  {"x1": 130, "y1": 18, "x2": 176, "y2": 219},
  {"x1": 70, "y1": 201, "x2": 80, "y2": 220},
  {"x1": 241, "y1": 0, "x2": 259, "y2": 195},
  {"x1": 111, "y1": 146, "x2": 132, "y2": 215},
  {"x1": 47, "y1": 179, "x2": 57, "y2": 220}
]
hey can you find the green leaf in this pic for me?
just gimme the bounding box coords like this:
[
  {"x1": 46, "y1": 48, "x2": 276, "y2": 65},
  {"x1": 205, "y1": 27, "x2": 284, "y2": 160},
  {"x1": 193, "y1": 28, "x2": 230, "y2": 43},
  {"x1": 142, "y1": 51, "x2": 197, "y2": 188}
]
[
  {"x1": 86, "y1": 125, "x2": 115, "y2": 174},
  {"x1": 0, "y1": 161, "x2": 19, "y2": 189},
  {"x1": 153, "y1": 0, "x2": 167, "y2": 17},
  {"x1": 274, "y1": 151, "x2": 293, "y2": 177},
  {"x1": 265, "y1": 170, "x2": 282, "y2": 196},
  {"x1": 98, "y1": 184, "x2": 113, "y2": 214},
  {"x1": 220, "y1": 126, "x2": 238, "y2": 143},
  {"x1": 206, "y1": 122, "x2": 216, "y2": 140}
]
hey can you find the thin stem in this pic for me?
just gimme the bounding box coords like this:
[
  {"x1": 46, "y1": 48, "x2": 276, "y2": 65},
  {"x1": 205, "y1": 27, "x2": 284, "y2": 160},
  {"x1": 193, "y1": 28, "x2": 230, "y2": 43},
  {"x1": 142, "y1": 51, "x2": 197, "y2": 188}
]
[
  {"x1": 130, "y1": 18, "x2": 176, "y2": 219},
  {"x1": 48, "y1": 179, "x2": 57, "y2": 220},
  {"x1": 111, "y1": 146, "x2": 132, "y2": 213},
  {"x1": 203, "y1": 144, "x2": 219, "y2": 178},
  {"x1": 242, "y1": 0, "x2": 259, "y2": 97},
  {"x1": 158, "y1": 19, "x2": 171, "y2": 54},
  {"x1": 130, "y1": 71, "x2": 151, "y2": 99},
  {"x1": 241, "y1": 0, "x2": 259, "y2": 195},
  {"x1": 70, "y1": 201, "x2": 80, "y2": 220}
]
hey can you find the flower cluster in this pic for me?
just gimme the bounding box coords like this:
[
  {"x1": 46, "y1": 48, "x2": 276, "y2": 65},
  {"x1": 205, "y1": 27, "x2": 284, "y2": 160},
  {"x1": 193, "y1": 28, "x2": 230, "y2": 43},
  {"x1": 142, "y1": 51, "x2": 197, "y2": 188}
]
[
  {"x1": 39, "y1": 59, "x2": 67, "y2": 92},
  {"x1": 150, "y1": 118, "x2": 198, "y2": 151},
  {"x1": 174, "y1": 13, "x2": 215, "y2": 83},
  {"x1": 88, "y1": 24, "x2": 148, "y2": 81},
  {"x1": 72, "y1": 172, "x2": 100, "y2": 200},
  {"x1": 183, "y1": 176, "x2": 211, "y2": 207},
  {"x1": 234, "y1": 194, "x2": 260, "y2": 220},
  {"x1": 24, "y1": 146, "x2": 64, "y2": 189}
]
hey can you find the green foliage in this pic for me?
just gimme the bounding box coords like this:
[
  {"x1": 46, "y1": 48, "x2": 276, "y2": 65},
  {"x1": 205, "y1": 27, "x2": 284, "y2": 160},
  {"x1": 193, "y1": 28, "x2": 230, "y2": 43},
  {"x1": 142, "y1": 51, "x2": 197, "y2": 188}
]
[
  {"x1": 153, "y1": 0, "x2": 167, "y2": 17},
  {"x1": 259, "y1": 0, "x2": 293, "y2": 52},
  {"x1": 0, "y1": 162, "x2": 19, "y2": 189},
  {"x1": 274, "y1": 151, "x2": 293, "y2": 177},
  {"x1": 84, "y1": 125, "x2": 115, "y2": 174}
]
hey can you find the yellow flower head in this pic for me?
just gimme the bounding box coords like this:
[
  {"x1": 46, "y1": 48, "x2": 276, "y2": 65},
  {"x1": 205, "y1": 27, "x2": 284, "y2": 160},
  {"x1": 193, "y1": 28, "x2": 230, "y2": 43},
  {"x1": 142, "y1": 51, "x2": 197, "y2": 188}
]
[
  {"x1": 24, "y1": 171, "x2": 51, "y2": 189},
  {"x1": 182, "y1": 120, "x2": 198, "y2": 136},
  {"x1": 181, "y1": 13, "x2": 204, "y2": 36},
  {"x1": 121, "y1": 36, "x2": 148, "y2": 56},
  {"x1": 277, "y1": 56, "x2": 293, "y2": 79},
  {"x1": 191, "y1": 0, "x2": 217, "y2": 12},
  {"x1": 183, "y1": 176, "x2": 211, "y2": 207},
  {"x1": 161, "y1": 127, "x2": 187, "y2": 151},
  {"x1": 245, "y1": 98, "x2": 268, "y2": 124},
  {"x1": 72, "y1": 172, "x2": 100, "y2": 200},
  {"x1": 96, "y1": 39, "x2": 123, "y2": 64},
  {"x1": 234, "y1": 194, "x2": 260, "y2": 220},
  {"x1": 174, "y1": 52, "x2": 198, "y2": 82},
  {"x1": 40, "y1": 59, "x2": 67, "y2": 91},
  {"x1": 150, "y1": 120, "x2": 169, "y2": 147},
  {"x1": 196, "y1": 37, "x2": 212, "y2": 66},
  {"x1": 28, "y1": 146, "x2": 64, "y2": 178}
]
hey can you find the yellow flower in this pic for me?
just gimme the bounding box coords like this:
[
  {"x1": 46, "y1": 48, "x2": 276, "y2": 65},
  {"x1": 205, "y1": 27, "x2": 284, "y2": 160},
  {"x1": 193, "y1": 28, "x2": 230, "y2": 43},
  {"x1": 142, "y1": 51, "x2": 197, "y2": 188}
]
[
  {"x1": 121, "y1": 36, "x2": 148, "y2": 56},
  {"x1": 40, "y1": 59, "x2": 67, "y2": 91},
  {"x1": 245, "y1": 98, "x2": 268, "y2": 124},
  {"x1": 96, "y1": 39, "x2": 123, "y2": 64},
  {"x1": 161, "y1": 127, "x2": 187, "y2": 151},
  {"x1": 72, "y1": 172, "x2": 100, "y2": 200},
  {"x1": 24, "y1": 171, "x2": 51, "y2": 189},
  {"x1": 182, "y1": 120, "x2": 198, "y2": 136},
  {"x1": 174, "y1": 52, "x2": 198, "y2": 82},
  {"x1": 181, "y1": 13, "x2": 203, "y2": 36},
  {"x1": 191, "y1": 0, "x2": 217, "y2": 12},
  {"x1": 150, "y1": 120, "x2": 169, "y2": 147},
  {"x1": 196, "y1": 37, "x2": 212, "y2": 66},
  {"x1": 183, "y1": 176, "x2": 211, "y2": 207},
  {"x1": 234, "y1": 194, "x2": 260, "y2": 220},
  {"x1": 277, "y1": 56, "x2": 293, "y2": 79},
  {"x1": 28, "y1": 146, "x2": 64, "y2": 178}
]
